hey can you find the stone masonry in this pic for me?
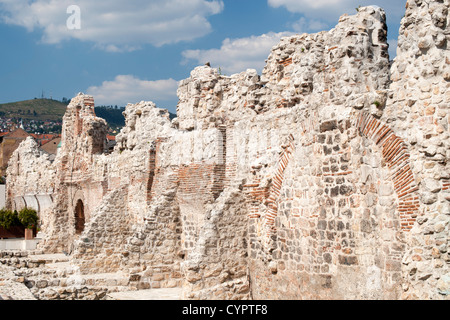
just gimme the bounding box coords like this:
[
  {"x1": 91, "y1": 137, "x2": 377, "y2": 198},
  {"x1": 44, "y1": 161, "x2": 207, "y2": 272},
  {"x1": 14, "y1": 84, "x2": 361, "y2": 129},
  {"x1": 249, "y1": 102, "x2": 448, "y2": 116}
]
[{"x1": 2, "y1": 1, "x2": 449, "y2": 300}]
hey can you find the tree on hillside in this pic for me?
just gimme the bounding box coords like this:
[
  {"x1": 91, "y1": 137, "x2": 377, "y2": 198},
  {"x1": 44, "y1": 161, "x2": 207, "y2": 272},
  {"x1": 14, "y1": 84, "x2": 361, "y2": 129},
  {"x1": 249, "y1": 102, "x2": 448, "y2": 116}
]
[{"x1": 95, "y1": 106, "x2": 125, "y2": 127}]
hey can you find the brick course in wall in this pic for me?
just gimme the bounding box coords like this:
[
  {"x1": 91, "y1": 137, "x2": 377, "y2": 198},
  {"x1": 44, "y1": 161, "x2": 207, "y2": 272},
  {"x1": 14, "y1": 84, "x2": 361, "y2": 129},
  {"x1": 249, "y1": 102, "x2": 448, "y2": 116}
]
[
  {"x1": 246, "y1": 111, "x2": 406, "y2": 299},
  {"x1": 356, "y1": 112, "x2": 420, "y2": 231},
  {"x1": 4, "y1": 3, "x2": 448, "y2": 300}
]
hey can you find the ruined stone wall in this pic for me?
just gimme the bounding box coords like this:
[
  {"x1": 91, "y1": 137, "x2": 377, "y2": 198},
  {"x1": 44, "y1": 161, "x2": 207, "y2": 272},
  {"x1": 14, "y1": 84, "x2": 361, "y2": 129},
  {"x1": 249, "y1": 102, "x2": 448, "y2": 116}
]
[
  {"x1": 36, "y1": 94, "x2": 108, "y2": 253},
  {"x1": 176, "y1": 5, "x2": 402, "y2": 300},
  {"x1": 5, "y1": 2, "x2": 449, "y2": 300},
  {"x1": 5, "y1": 137, "x2": 56, "y2": 231},
  {"x1": 5, "y1": 143, "x2": 57, "y2": 252},
  {"x1": 71, "y1": 187, "x2": 132, "y2": 274},
  {"x1": 68, "y1": 100, "x2": 184, "y2": 286},
  {"x1": 6, "y1": 137, "x2": 55, "y2": 205},
  {"x1": 174, "y1": 3, "x2": 447, "y2": 299},
  {"x1": 181, "y1": 187, "x2": 250, "y2": 300},
  {"x1": 382, "y1": 0, "x2": 450, "y2": 299},
  {"x1": 245, "y1": 111, "x2": 407, "y2": 299}
]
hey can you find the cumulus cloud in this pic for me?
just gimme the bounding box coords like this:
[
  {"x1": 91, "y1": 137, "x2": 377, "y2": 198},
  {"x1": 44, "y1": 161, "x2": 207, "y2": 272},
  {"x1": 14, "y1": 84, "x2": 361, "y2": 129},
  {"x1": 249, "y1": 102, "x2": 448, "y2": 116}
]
[
  {"x1": 268, "y1": 0, "x2": 354, "y2": 22},
  {"x1": 182, "y1": 32, "x2": 294, "y2": 75},
  {"x1": 86, "y1": 75, "x2": 179, "y2": 106},
  {"x1": 267, "y1": 0, "x2": 405, "y2": 60},
  {"x1": 0, "y1": 0, "x2": 224, "y2": 51},
  {"x1": 181, "y1": 1, "x2": 404, "y2": 77},
  {"x1": 269, "y1": 0, "x2": 349, "y2": 11},
  {"x1": 291, "y1": 17, "x2": 329, "y2": 33},
  {"x1": 268, "y1": 0, "x2": 406, "y2": 25}
]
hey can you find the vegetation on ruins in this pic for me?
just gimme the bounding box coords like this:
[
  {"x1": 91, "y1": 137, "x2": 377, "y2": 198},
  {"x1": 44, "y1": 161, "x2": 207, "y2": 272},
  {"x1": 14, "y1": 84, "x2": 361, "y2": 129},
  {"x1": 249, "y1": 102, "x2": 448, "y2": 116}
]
[
  {"x1": 0, "y1": 207, "x2": 39, "y2": 230},
  {"x1": 17, "y1": 208, "x2": 39, "y2": 229},
  {"x1": 0, "y1": 209, "x2": 21, "y2": 230}
]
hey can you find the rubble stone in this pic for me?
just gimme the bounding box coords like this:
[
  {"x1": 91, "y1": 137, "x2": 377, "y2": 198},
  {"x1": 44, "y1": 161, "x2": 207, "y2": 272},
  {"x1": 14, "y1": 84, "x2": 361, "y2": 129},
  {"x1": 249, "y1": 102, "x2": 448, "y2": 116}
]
[{"x1": 3, "y1": 2, "x2": 449, "y2": 300}]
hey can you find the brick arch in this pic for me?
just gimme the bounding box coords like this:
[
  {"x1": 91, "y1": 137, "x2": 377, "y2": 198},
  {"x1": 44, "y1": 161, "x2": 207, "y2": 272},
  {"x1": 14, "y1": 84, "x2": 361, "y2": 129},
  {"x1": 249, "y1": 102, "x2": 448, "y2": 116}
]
[
  {"x1": 244, "y1": 135, "x2": 296, "y2": 251},
  {"x1": 244, "y1": 112, "x2": 319, "y2": 249},
  {"x1": 355, "y1": 112, "x2": 420, "y2": 231},
  {"x1": 245, "y1": 109, "x2": 419, "y2": 258},
  {"x1": 262, "y1": 134, "x2": 295, "y2": 244}
]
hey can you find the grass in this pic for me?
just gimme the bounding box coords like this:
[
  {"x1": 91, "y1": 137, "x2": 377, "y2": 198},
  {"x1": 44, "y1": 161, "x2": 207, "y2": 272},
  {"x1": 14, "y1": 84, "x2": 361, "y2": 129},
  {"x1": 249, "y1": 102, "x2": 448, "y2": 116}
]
[{"x1": 0, "y1": 98, "x2": 66, "y2": 121}]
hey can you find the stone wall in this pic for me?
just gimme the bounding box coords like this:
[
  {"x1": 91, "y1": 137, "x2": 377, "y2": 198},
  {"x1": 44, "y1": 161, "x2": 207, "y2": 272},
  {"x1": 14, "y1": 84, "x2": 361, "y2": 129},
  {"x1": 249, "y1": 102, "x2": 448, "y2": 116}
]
[
  {"x1": 383, "y1": 0, "x2": 450, "y2": 299},
  {"x1": 182, "y1": 187, "x2": 250, "y2": 300},
  {"x1": 5, "y1": 137, "x2": 56, "y2": 231},
  {"x1": 71, "y1": 187, "x2": 132, "y2": 274},
  {"x1": 176, "y1": 5, "x2": 407, "y2": 300},
  {"x1": 4, "y1": 2, "x2": 449, "y2": 300},
  {"x1": 246, "y1": 110, "x2": 407, "y2": 299}
]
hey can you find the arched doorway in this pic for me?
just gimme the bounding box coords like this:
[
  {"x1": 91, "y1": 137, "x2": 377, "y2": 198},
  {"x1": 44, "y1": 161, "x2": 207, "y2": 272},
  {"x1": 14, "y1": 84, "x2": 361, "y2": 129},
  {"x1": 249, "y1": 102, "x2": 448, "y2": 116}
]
[{"x1": 74, "y1": 199, "x2": 85, "y2": 235}]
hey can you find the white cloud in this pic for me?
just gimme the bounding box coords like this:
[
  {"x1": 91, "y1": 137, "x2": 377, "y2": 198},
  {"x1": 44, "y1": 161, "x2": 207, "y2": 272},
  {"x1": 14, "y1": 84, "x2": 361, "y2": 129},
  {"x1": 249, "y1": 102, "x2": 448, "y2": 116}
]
[
  {"x1": 269, "y1": 0, "x2": 349, "y2": 11},
  {"x1": 0, "y1": 0, "x2": 224, "y2": 51},
  {"x1": 181, "y1": 1, "x2": 405, "y2": 77},
  {"x1": 268, "y1": 0, "x2": 354, "y2": 21},
  {"x1": 86, "y1": 75, "x2": 179, "y2": 106},
  {"x1": 182, "y1": 32, "x2": 294, "y2": 75},
  {"x1": 291, "y1": 17, "x2": 329, "y2": 33},
  {"x1": 268, "y1": 0, "x2": 406, "y2": 24}
]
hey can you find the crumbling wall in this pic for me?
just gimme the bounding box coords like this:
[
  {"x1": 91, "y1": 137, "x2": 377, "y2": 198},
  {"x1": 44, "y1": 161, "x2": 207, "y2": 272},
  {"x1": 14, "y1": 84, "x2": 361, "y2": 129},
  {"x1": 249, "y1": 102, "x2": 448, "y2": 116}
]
[
  {"x1": 246, "y1": 110, "x2": 406, "y2": 299},
  {"x1": 4, "y1": 2, "x2": 449, "y2": 301},
  {"x1": 5, "y1": 137, "x2": 56, "y2": 231},
  {"x1": 178, "y1": 5, "x2": 403, "y2": 300},
  {"x1": 71, "y1": 187, "x2": 132, "y2": 274},
  {"x1": 36, "y1": 94, "x2": 108, "y2": 253},
  {"x1": 6, "y1": 137, "x2": 55, "y2": 204},
  {"x1": 67, "y1": 100, "x2": 186, "y2": 291},
  {"x1": 383, "y1": 0, "x2": 450, "y2": 299},
  {"x1": 182, "y1": 188, "x2": 250, "y2": 300}
]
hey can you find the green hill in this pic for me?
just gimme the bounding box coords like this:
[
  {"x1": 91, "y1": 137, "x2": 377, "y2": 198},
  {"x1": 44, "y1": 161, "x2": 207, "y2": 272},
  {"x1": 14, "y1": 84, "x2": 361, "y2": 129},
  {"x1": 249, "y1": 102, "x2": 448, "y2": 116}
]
[
  {"x1": 95, "y1": 106, "x2": 125, "y2": 127},
  {"x1": 0, "y1": 98, "x2": 67, "y2": 121},
  {"x1": 0, "y1": 99, "x2": 127, "y2": 131},
  {"x1": 0, "y1": 99, "x2": 175, "y2": 131}
]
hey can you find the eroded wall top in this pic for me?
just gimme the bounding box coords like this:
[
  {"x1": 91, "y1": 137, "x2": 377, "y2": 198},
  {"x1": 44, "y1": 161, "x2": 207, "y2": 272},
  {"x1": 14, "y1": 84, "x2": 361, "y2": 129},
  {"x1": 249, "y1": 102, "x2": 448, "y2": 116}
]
[{"x1": 176, "y1": 6, "x2": 391, "y2": 131}]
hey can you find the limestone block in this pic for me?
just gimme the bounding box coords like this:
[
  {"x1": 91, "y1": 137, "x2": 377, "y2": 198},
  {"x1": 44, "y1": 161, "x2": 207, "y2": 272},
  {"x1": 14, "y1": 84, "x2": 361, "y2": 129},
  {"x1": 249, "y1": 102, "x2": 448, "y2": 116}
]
[{"x1": 422, "y1": 178, "x2": 441, "y2": 193}]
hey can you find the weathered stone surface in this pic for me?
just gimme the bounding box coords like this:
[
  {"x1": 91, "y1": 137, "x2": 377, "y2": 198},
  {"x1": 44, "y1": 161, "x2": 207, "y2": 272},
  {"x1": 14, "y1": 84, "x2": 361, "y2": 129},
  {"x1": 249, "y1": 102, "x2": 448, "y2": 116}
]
[
  {"x1": 383, "y1": 0, "x2": 450, "y2": 300},
  {"x1": 3, "y1": 2, "x2": 449, "y2": 300}
]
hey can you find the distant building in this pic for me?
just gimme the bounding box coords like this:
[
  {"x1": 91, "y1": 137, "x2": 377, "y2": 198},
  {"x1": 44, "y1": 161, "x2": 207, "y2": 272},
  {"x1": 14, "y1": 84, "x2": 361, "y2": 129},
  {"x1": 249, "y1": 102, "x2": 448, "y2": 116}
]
[
  {"x1": 105, "y1": 134, "x2": 116, "y2": 153},
  {"x1": 40, "y1": 137, "x2": 62, "y2": 161},
  {"x1": 30, "y1": 133, "x2": 60, "y2": 147}
]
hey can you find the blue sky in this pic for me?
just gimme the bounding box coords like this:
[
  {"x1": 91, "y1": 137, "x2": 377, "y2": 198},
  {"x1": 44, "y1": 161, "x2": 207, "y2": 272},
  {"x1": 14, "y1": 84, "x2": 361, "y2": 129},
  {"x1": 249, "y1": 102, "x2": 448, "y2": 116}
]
[{"x1": 0, "y1": 0, "x2": 407, "y2": 114}]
